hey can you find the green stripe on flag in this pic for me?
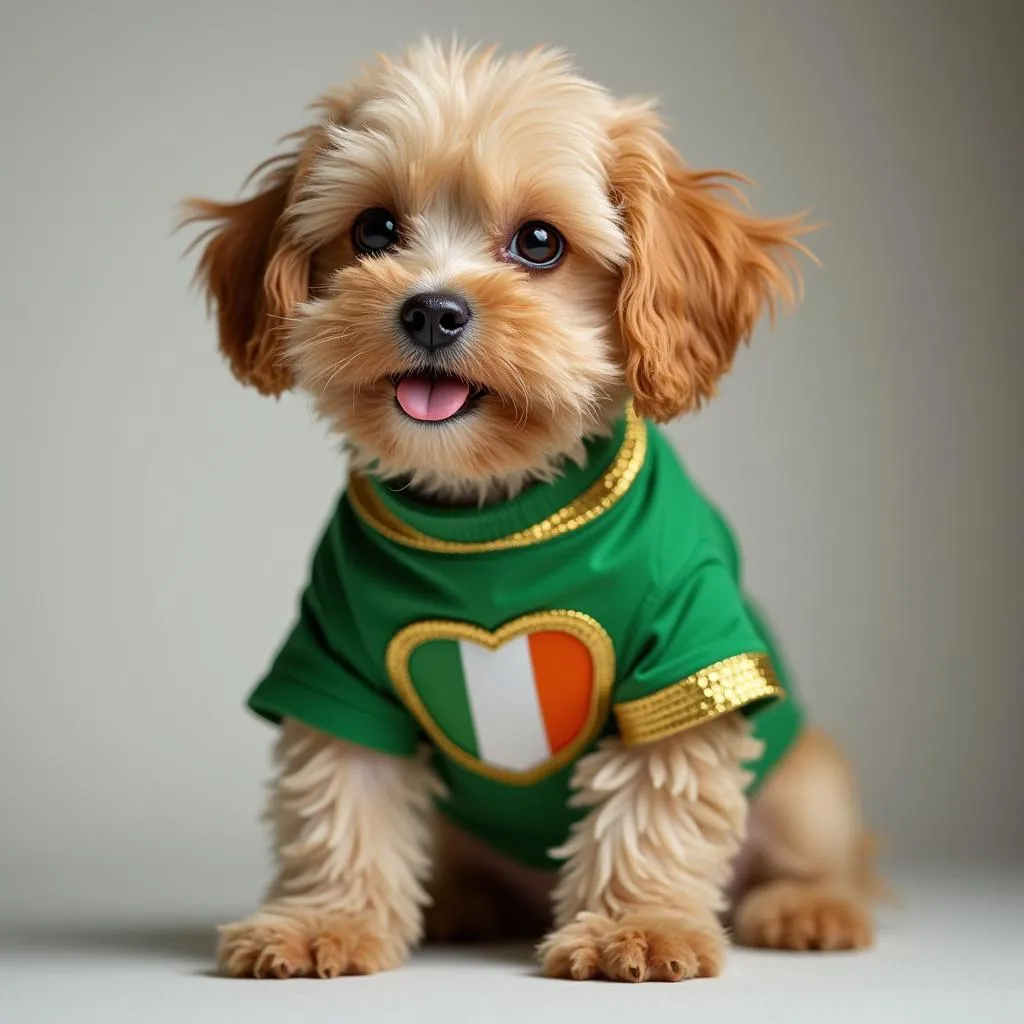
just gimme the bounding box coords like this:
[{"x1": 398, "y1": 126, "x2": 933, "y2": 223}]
[{"x1": 407, "y1": 640, "x2": 479, "y2": 757}]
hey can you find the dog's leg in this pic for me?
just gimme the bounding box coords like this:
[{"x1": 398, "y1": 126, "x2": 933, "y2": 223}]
[
  {"x1": 538, "y1": 715, "x2": 758, "y2": 982},
  {"x1": 730, "y1": 728, "x2": 877, "y2": 951},
  {"x1": 218, "y1": 719, "x2": 438, "y2": 978}
]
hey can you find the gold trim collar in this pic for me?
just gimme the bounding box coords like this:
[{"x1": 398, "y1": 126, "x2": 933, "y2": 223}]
[{"x1": 346, "y1": 406, "x2": 648, "y2": 555}]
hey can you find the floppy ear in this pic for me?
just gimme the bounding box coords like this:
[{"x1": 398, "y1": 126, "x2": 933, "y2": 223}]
[
  {"x1": 611, "y1": 103, "x2": 812, "y2": 422},
  {"x1": 181, "y1": 140, "x2": 318, "y2": 396}
]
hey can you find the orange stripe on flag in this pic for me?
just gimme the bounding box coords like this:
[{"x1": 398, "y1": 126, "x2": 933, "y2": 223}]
[{"x1": 527, "y1": 631, "x2": 593, "y2": 754}]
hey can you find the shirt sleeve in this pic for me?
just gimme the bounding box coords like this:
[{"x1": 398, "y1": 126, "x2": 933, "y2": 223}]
[
  {"x1": 246, "y1": 510, "x2": 421, "y2": 758},
  {"x1": 612, "y1": 543, "x2": 785, "y2": 747}
]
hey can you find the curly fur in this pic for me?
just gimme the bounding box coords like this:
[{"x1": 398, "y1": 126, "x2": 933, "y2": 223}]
[
  {"x1": 537, "y1": 717, "x2": 758, "y2": 981},
  {"x1": 549, "y1": 716, "x2": 762, "y2": 928},
  {"x1": 183, "y1": 38, "x2": 808, "y2": 502},
  {"x1": 217, "y1": 720, "x2": 441, "y2": 977},
  {"x1": 184, "y1": 40, "x2": 875, "y2": 983}
]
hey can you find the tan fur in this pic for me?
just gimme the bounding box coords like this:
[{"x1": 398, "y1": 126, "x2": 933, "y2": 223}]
[
  {"x1": 218, "y1": 720, "x2": 440, "y2": 977},
  {"x1": 181, "y1": 118, "x2": 341, "y2": 396},
  {"x1": 538, "y1": 716, "x2": 757, "y2": 981},
  {"x1": 184, "y1": 39, "x2": 808, "y2": 501},
  {"x1": 539, "y1": 912, "x2": 726, "y2": 982},
  {"x1": 611, "y1": 102, "x2": 811, "y2": 422},
  {"x1": 731, "y1": 728, "x2": 878, "y2": 950},
  {"x1": 733, "y1": 883, "x2": 873, "y2": 951},
  {"x1": 424, "y1": 727, "x2": 878, "y2": 971},
  {"x1": 185, "y1": 40, "x2": 875, "y2": 982}
]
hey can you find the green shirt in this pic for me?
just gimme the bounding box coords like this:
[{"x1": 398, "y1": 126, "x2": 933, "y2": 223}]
[{"x1": 249, "y1": 408, "x2": 803, "y2": 869}]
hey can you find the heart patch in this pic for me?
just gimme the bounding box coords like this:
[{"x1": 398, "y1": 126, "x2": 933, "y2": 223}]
[{"x1": 385, "y1": 610, "x2": 615, "y2": 785}]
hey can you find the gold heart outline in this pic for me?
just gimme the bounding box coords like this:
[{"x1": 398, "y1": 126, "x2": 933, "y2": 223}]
[{"x1": 386, "y1": 610, "x2": 615, "y2": 786}]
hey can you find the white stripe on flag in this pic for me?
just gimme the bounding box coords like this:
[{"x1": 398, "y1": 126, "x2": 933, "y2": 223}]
[{"x1": 459, "y1": 636, "x2": 550, "y2": 771}]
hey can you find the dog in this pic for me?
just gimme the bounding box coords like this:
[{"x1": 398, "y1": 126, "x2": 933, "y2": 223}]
[{"x1": 184, "y1": 39, "x2": 877, "y2": 982}]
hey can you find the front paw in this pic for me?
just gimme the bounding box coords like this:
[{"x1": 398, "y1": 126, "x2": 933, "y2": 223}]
[
  {"x1": 218, "y1": 906, "x2": 407, "y2": 978},
  {"x1": 539, "y1": 912, "x2": 725, "y2": 982}
]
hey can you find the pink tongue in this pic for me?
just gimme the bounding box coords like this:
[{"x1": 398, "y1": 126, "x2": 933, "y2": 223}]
[{"x1": 395, "y1": 376, "x2": 471, "y2": 422}]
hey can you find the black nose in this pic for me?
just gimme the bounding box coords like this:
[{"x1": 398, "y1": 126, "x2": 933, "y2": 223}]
[{"x1": 399, "y1": 292, "x2": 472, "y2": 351}]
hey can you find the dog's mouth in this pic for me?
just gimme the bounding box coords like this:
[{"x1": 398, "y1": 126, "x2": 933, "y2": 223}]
[{"x1": 392, "y1": 373, "x2": 487, "y2": 423}]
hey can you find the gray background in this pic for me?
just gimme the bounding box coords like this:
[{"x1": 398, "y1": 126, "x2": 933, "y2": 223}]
[{"x1": 2, "y1": 0, "x2": 1022, "y2": 928}]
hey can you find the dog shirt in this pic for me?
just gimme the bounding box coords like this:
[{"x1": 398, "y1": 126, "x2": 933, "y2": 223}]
[{"x1": 248, "y1": 407, "x2": 804, "y2": 869}]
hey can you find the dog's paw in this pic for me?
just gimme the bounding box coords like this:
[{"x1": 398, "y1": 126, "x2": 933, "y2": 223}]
[
  {"x1": 218, "y1": 907, "x2": 407, "y2": 978},
  {"x1": 539, "y1": 912, "x2": 725, "y2": 982},
  {"x1": 733, "y1": 882, "x2": 874, "y2": 951}
]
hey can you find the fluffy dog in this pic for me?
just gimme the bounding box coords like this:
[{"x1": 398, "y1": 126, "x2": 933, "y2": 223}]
[{"x1": 185, "y1": 40, "x2": 877, "y2": 982}]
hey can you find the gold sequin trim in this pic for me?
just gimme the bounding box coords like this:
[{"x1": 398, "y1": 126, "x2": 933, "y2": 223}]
[
  {"x1": 386, "y1": 611, "x2": 615, "y2": 786},
  {"x1": 614, "y1": 653, "x2": 784, "y2": 747},
  {"x1": 347, "y1": 405, "x2": 647, "y2": 554}
]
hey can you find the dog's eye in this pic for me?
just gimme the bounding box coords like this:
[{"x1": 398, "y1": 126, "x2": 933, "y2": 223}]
[
  {"x1": 352, "y1": 208, "x2": 400, "y2": 254},
  {"x1": 508, "y1": 221, "x2": 564, "y2": 269}
]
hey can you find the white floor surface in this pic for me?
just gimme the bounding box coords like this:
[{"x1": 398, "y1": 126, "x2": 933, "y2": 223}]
[{"x1": 2, "y1": 865, "x2": 1022, "y2": 1024}]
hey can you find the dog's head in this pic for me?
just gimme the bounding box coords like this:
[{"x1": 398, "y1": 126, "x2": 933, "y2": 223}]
[{"x1": 185, "y1": 41, "x2": 808, "y2": 499}]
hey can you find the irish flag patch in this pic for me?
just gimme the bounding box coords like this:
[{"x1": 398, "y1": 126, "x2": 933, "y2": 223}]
[{"x1": 386, "y1": 611, "x2": 615, "y2": 784}]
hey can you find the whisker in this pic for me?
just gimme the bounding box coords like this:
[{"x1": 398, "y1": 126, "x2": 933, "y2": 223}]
[
  {"x1": 266, "y1": 313, "x2": 311, "y2": 324},
  {"x1": 318, "y1": 353, "x2": 362, "y2": 396}
]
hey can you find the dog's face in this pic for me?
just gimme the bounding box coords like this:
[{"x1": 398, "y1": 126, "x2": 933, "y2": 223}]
[{"x1": 187, "y1": 42, "x2": 806, "y2": 499}]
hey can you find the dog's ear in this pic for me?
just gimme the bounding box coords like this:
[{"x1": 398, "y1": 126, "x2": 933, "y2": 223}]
[
  {"x1": 180, "y1": 137, "x2": 321, "y2": 396},
  {"x1": 610, "y1": 103, "x2": 812, "y2": 422}
]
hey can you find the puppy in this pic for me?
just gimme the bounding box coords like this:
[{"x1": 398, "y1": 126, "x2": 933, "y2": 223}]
[{"x1": 185, "y1": 40, "x2": 877, "y2": 982}]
